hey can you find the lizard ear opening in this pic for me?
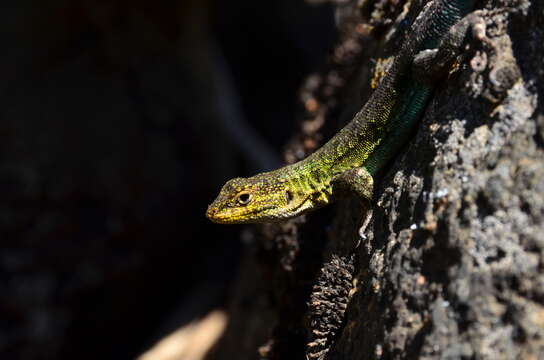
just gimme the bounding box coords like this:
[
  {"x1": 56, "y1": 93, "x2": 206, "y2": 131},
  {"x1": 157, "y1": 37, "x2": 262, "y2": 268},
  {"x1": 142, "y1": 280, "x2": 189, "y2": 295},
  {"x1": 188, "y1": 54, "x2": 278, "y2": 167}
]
[{"x1": 284, "y1": 190, "x2": 293, "y2": 203}]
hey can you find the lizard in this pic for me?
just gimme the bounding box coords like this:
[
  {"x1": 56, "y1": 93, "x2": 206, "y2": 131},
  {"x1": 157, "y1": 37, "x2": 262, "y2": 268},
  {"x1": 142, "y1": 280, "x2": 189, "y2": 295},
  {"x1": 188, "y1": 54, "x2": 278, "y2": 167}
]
[{"x1": 206, "y1": 0, "x2": 487, "y2": 225}]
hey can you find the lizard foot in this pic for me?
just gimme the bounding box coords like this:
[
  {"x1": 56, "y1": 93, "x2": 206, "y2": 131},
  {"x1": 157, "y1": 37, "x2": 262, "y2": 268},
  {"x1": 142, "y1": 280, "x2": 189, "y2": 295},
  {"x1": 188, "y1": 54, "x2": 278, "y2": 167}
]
[
  {"x1": 412, "y1": 9, "x2": 498, "y2": 84},
  {"x1": 357, "y1": 208, "x2": 373, "y2": 243}
]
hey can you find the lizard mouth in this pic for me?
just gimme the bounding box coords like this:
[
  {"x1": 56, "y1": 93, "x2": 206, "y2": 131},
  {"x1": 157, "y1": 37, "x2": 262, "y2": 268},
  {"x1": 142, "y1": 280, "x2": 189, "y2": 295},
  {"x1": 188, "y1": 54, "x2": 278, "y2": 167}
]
[{"x1": 206, "y1": 205, "x2": 277, "y2": 224}]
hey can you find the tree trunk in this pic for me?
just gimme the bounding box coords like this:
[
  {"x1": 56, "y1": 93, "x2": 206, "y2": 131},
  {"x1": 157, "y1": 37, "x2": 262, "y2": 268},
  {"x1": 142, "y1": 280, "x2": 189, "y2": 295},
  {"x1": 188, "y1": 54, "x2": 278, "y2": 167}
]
[{"x1": 207, "y1": 0, "x2": 544, "y2": 359}]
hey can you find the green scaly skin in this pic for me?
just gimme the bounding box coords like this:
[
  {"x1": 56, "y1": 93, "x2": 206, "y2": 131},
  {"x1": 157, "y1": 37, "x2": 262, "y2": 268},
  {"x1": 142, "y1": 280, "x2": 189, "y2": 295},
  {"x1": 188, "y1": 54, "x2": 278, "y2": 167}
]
[{"x1": 207, "y1": 0, "x2": 476, "y2": 224}]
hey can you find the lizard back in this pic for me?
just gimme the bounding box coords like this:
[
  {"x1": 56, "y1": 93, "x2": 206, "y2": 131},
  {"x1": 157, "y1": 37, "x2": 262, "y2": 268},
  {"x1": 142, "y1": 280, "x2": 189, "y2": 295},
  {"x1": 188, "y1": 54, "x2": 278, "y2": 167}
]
[{"x1": 291, "y1": 0, "x2": 476, "y2": 180}]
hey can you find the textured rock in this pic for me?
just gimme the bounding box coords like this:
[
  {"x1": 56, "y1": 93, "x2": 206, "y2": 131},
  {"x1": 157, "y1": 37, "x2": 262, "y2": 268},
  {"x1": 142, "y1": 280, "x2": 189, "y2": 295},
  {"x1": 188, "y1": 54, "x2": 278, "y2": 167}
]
[{"x1": 209, "y1": 0, "x2": 544, "y2": 359}]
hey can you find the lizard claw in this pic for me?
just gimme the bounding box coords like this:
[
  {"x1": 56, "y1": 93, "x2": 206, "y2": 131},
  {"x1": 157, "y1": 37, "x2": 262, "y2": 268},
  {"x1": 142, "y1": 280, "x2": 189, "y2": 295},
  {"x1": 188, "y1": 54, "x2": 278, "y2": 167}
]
[{"x1": 358, "y1": 209, "x2": 373, "y2": 243}]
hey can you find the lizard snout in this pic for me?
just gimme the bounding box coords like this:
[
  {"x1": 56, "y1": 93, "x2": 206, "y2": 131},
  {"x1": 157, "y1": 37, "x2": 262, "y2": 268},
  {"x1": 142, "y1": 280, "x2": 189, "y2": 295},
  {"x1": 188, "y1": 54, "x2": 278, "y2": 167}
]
[
  {"x1": 206, "y1": 206, "x2": 232, "y2": 224},
  {"x1": 206, "y1": 207, "x2": 217, "y2": 218}
]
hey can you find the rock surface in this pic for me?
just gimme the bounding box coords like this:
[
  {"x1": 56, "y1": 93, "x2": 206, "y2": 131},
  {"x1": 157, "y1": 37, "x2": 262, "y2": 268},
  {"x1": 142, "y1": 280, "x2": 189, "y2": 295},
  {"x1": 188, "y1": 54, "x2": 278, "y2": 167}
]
[{"x1": 208, "y1": 1, "x2": 544, "y2": 359}]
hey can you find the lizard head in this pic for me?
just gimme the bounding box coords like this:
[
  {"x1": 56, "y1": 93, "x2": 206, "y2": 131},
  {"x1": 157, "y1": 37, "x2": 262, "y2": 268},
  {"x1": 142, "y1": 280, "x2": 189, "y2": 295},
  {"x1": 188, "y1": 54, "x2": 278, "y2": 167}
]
[{"x1": 206, "y1": 174, "x2": 308, "y2": 224}]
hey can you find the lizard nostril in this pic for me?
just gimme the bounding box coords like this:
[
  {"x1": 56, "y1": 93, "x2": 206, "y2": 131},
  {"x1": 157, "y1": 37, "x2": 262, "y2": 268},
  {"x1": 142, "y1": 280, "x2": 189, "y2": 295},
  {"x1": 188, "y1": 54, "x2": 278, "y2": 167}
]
[{"x1": 206, "y1": 208, "x2": 217, "y2": 217}]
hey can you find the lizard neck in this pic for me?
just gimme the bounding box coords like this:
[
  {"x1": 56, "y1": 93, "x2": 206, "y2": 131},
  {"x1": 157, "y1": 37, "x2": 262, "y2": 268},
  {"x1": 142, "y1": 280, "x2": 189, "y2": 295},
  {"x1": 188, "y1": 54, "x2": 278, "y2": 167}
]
[{"x1": 277, "y1": 160, "x2": 335, "y2": 210}]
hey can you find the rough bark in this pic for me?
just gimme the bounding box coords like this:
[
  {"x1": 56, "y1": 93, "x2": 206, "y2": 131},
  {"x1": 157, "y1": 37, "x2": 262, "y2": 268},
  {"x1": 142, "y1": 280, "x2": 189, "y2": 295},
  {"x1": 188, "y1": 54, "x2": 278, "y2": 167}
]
[{"x1": 208, "y1": 0, "x2": 544, "y2": 359}]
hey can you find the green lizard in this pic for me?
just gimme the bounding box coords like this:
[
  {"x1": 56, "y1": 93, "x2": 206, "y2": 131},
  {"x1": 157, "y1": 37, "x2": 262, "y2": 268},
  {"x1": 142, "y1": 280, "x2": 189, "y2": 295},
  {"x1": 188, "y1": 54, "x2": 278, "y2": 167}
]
[{"x1": 207, "y1": 0, "x2": 484, "y2": 224}]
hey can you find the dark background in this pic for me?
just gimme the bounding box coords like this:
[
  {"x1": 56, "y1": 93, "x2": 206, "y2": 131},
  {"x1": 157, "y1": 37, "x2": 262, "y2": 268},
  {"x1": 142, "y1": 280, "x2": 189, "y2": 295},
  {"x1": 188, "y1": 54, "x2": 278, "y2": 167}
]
[{"x1": 0, "y1": 0, "x2": 335, "y2": 359}]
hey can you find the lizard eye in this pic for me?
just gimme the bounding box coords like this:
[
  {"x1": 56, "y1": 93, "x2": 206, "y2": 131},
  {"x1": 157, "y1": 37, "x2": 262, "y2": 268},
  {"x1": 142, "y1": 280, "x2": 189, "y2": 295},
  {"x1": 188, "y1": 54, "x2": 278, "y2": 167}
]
[{"x1": 236, "y1": 192, "x2": 252, "y2": 205}]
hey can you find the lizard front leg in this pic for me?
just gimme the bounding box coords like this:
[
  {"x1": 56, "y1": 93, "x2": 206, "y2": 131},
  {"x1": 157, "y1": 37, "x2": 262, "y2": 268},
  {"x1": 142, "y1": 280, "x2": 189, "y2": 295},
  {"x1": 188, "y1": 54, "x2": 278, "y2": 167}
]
[
  {"x1": 331, "y1": 167, "x2": 374, "y2": 236},
  {"x1": 332, "y1": 167, "x2": 374, "y2": 200},
  {"x1": 413, "y1": 10, "x2": 495, "y2": 84}
]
